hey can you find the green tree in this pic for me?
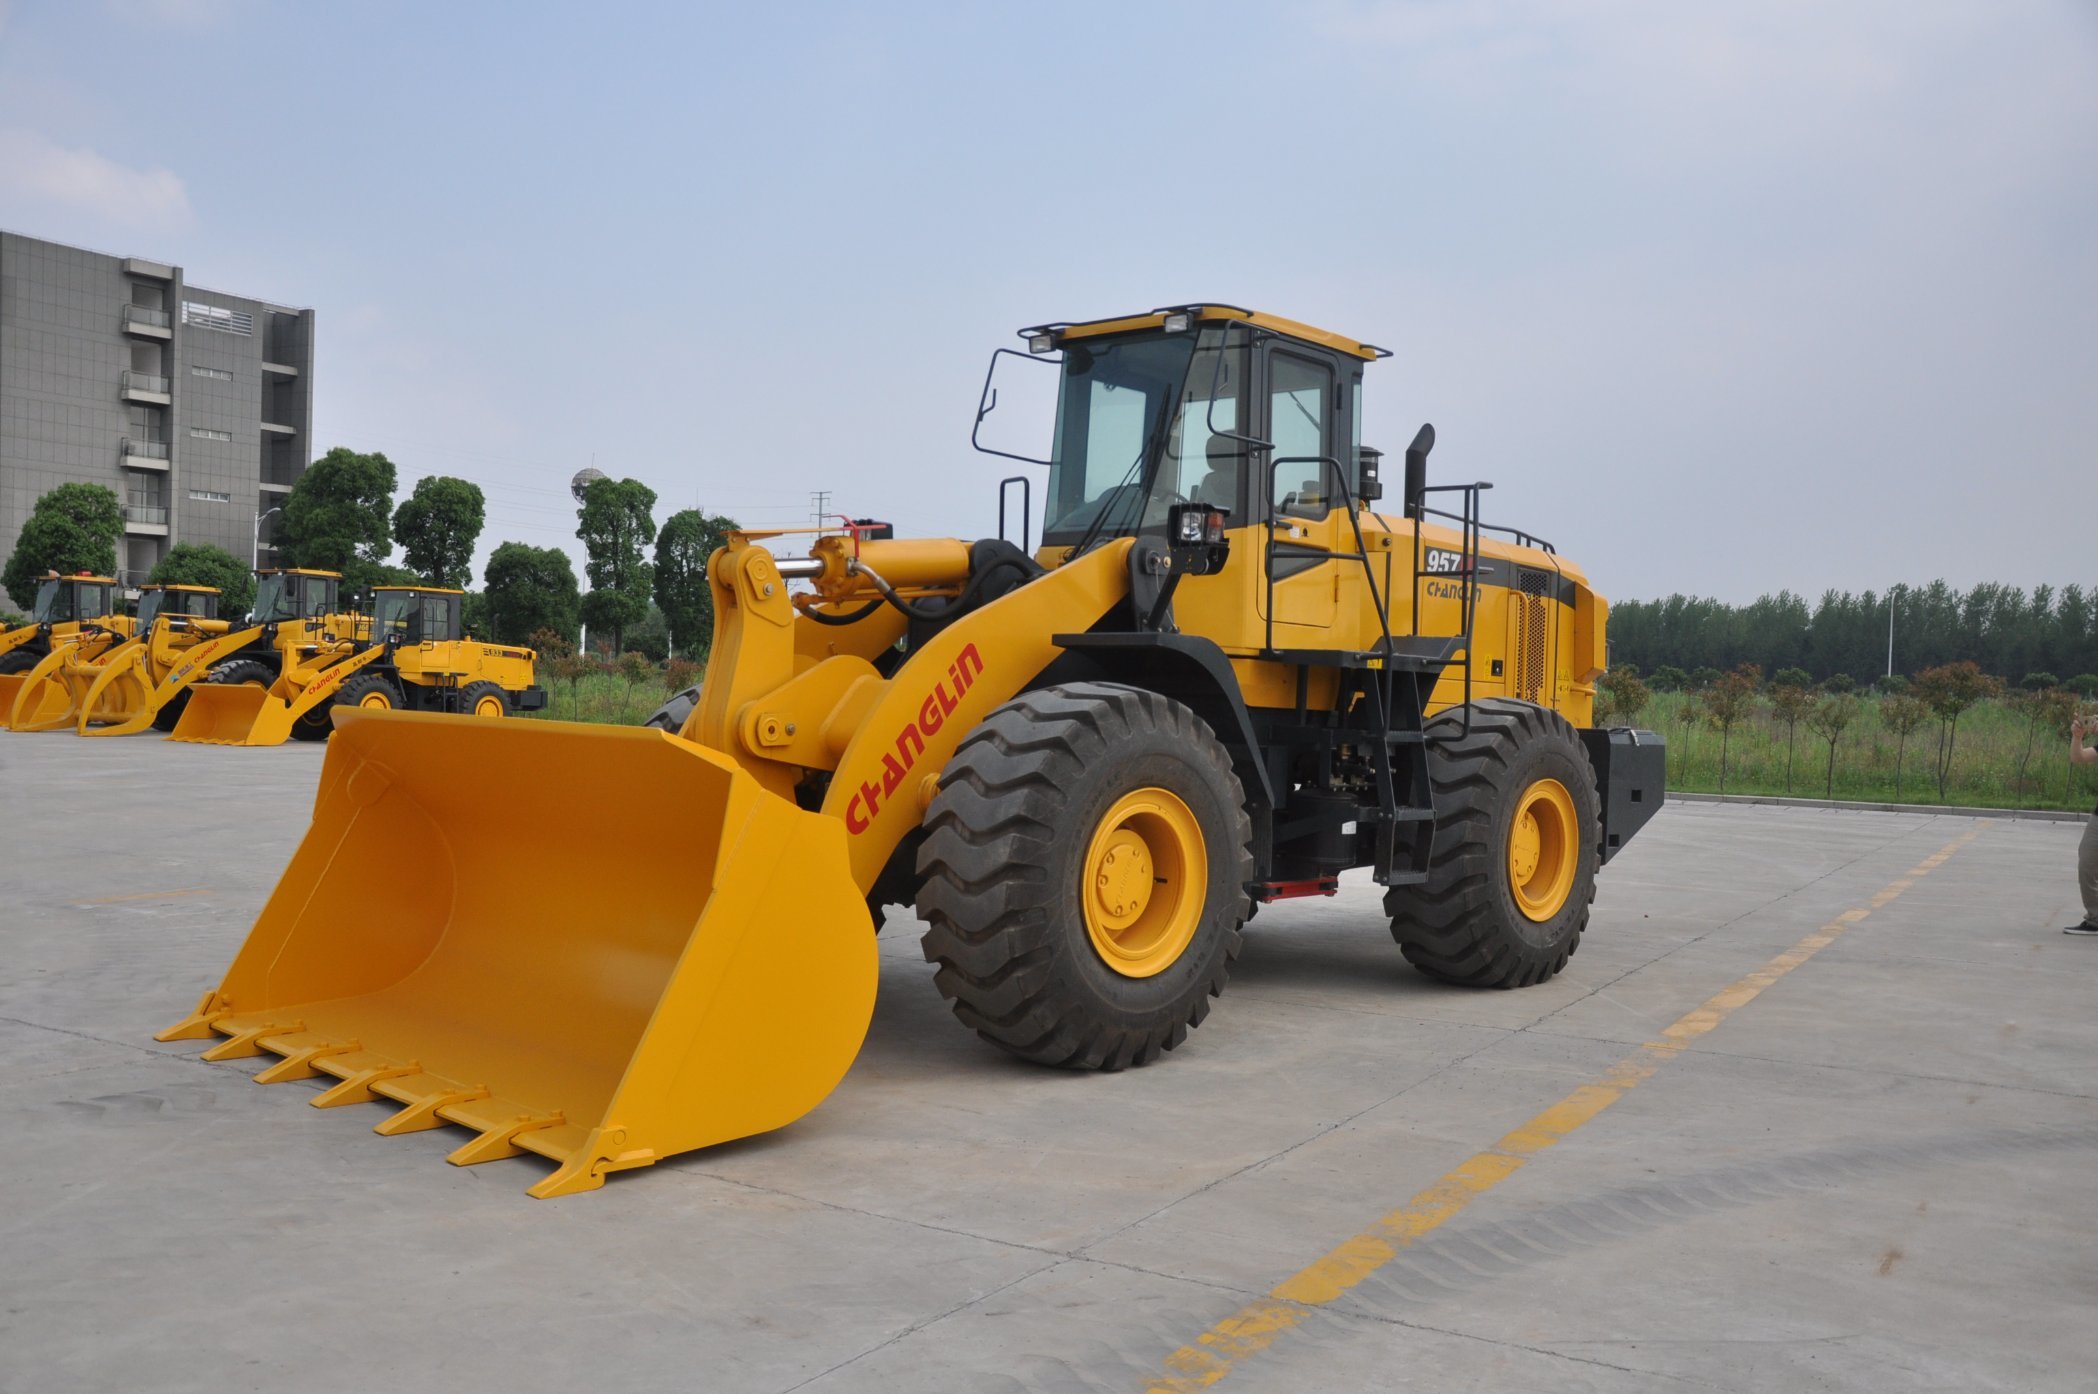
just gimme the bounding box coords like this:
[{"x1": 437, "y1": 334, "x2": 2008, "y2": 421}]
[
  {"x1": 1689, "y1": 666, "x2": 1721, "y2": 691},
  {"x1": 1804, "y1": 693, "x2": 1861, "y2": 800},
  {"x1": 1594, "y1": 666, "x2": 1650, "y2": 726},
  {"x1": 576, "y1": 477, "x2": 657, "y2": 655},
  {"x1": 392, "y1": 476, "x2": 486, "y2": 587},
  {"x1": 3, "y1": 483, "x2": 124, "y2": 607},
  {"x1": 2020, "y1": 671, "x2": 2061, "y2": 692},
  {"x1": 617, "y1": 650, "x2": 656, "y2": 722},
  {"x1": 483, "y1": 541, "x2": 582, "y2": 646},
  {"x1": 147, "y1": 542, "x2": 254, "y2": 618},
  {"x1": 1700, "y1": 664, "x2": 1762, "y2": 794},
  {"x1": 1914, "y1": 661, "x2": 2003, "y2": 800},
  {"x1": 653, "y1": 508, "x2": 739, "y2": 657},
  {"x1": 1878, "y1": 694, "x2": 1931, "y2": 801},
  {"x1": 282, "y1": 447, "x2": 397, "y2": 573},
  {"x1": 1767, "y1": 680, "x2": 1816, "y2": 793},
  {"x1": 1648, "y1": 664, "x2": 1688, "y2": 692},
  {"x1": 2010, "y1": 687, "x2": 2079, "y2": 808},
  {"x1": 2072, "y1": 675, "x2": 2098, "y2": 698},
  {"x1": 1823, "y1": 672, "x2": 1855, "y2": 693},
  {"x1": 1877, "y1": 673, "x2": 1910, "y2": 694}
]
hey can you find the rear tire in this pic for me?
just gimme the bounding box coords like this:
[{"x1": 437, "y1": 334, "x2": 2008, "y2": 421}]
[
  {"x1": 0, "y1": 649, "x2": 37, "y2": 675},
  {"x1": 1385, "y1": 699, "x2": 1600, "y2": 988},
  {"x1": 916, "y1": 683, "x2": 1254, "y2": 1070},
  {"x1": 461, "y1": 680, "x2": 509, "y2": 718},
  {"x1": 201, "y1": 658, "x2": 273, "y2": 689},
  {"x1": 336, "y1": 672, "x2": 403, "y2": 712},
  {"x1": 288, "y1": 706, "x2": 332, "y2": 742}
]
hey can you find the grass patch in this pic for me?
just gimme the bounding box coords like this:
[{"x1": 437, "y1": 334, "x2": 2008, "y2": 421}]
[{"x1": 1639, "y1": 691, "x2": 2096, "y2": 812}]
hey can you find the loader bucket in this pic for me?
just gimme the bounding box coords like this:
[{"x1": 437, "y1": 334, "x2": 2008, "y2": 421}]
[
  {"x1": 167, "y1": 682, "x2": 296, "y2": 746},
  {"x1": 158, "y1": 709, "x2": 878, "y2": 1198},
  {"x1": 76, "y1": 647, "x2": 152, "y2": 734},
  {"x1": 1, "y1": 650, "x2": 73, "y2": 731}
]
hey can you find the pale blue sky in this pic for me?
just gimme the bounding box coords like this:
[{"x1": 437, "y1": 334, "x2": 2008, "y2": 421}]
[{"x1": 1, "y1": 1, "x2": 2093, "y2": 602}]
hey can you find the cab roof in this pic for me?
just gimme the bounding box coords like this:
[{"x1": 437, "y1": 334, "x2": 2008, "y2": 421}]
[
  {"x1": 372, "y1": 585, "x2": 463, "y2": 595},
  {"x1": 255, "y1": 568, "x2": 342, "y2": 579},
  {"x1": 50, "y1": 572, "x2": 117, "y2": 584},
  {"x1": 1019, "y1": 303, "x2": 1389, "y2": 362},
  {"x1": 147, "y1": 583, "x2": 220, "y2": 594}
]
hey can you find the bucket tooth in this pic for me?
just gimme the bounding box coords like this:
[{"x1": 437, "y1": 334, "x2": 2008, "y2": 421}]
[
  {"x1": 253, "y1": 1039, "x2": 362, "y2": 1084},
  {"x1": 524, "y1": 1126, "x2": 659, "y2": 1200},
  {"x1": 447, "y1": 1112, "x2": 566, "y2": 1167},
  {"x1": 309, "y1": 1062, "x2": 424, "y2": 1109},
  {"x1": 156, "y1": 991, "x2": 235, "y2": 1042},
  {"x1": 373, "y1": 1086, "x2": 490, "y2": 1136},
  {"x1": 199, "y1": 1020, "x2": 302, "y2": 1061}
]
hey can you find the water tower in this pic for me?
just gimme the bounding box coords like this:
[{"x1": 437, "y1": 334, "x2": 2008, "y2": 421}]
[{"x1": 570, "y1": 466, "x2": 607, "y2": 503}]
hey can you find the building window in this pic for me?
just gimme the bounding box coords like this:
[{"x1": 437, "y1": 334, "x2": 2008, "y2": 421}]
[
  {"x1": 181, "y1": 301, "x2": 254, "y2": 336},
  {"x1": 187, "y1": 489, "x2": 233, "y2": 503},
  {"x1": 190, "y1": 366, "x2": 233, "y2": 381},
  {"x1": 189, "y1": 427, "x2": 232, "y2": 442}
]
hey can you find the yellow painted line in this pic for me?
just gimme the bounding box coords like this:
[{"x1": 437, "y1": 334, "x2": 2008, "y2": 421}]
[
  {"x1": 1144, "y1": 826, "x2": 1985, "y2": 1392},
  {"x1": 70, "y1": 886, "x2": 212, "y2": 906}
]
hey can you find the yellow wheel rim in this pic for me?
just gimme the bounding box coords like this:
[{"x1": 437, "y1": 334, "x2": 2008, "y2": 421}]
[
  {"x1": 1081, "y1": 786, "x2": 1207, "y2": 979},
  {"x1": 474, "y1": 694, "x2": 504, "y2": 718},
  {"x1": 358, "y1": 689, "x2": 393, "y2": 709},
  {"x1": 1508, "y1": 777, "x2": 1578, "y2": 922}
]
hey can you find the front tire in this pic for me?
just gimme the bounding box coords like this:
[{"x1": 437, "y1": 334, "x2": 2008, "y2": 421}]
[
  {"x1": 461, "y1": 680, "x2": 509, "y2": 718},
  {"x1": 1385, "y1": 699, "x2": 1600, "y2": 988},
  {"x1": 916, "y1": 683, "x2": 1254, "y2": 1070},
  {"x1": 336, "y1": 672, "x2": 403, "y2": 712}
]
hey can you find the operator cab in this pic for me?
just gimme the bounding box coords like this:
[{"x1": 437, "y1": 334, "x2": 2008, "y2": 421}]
[
  {"x1": 249, "y1": 568, "x2": 341, "y2": 625},
  {"x1": 370, "y1": 587, "x2": 462, "y2": 647},
  {"x1": 983, "y1": 305, "x2": 1388, "y2": 551},
  {"x1": 135, "y1": 584, "x2": 220, "y2": 630},
  {"x1": 31, "y1": 573, "x2": 119, "y2": 627}
]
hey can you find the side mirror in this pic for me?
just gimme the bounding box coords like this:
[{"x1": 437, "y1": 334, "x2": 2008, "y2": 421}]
[{"x1": 1404, "y1": 423, "x2": 1435, "y2": 521}]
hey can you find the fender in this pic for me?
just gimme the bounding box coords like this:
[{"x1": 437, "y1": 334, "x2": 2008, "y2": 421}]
[{"x1": 819, "y1": 540, "x2": 1134, "y2": 892}]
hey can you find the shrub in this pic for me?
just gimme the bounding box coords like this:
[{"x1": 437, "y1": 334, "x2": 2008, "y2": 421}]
[
  {"x1": 1648, "y1": 664, "x2": 1688, "y2": 693},
  {"x1": 1823, "y1": 673, "x2": 1855, "y2": 693}
]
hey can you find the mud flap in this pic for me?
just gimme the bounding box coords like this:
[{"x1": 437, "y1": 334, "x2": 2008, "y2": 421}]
[{"x1": 159, "y1": 708, "x2": 879, "y2": 1198}]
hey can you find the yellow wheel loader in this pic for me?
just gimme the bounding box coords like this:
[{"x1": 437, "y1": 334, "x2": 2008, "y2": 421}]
[
  {"x1": 0, "y1": 573, "x2": 135, "y2": 730},
  {"x1": 99, "y1": 568, "x2": 357, "y2": 739},
  {"x1": 162, "y1": 304, "x2": 1666, "y2": 1198},
  {"x1": 167, "y1": 583, "x2": 544, "y2": 746},
  {"x1": 4, "y1": 584, "x2": 226, "y2": 734}
]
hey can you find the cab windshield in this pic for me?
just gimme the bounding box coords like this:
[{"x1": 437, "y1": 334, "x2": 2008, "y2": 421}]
[
  {"x1": 135, "y1": 591, "x2": 165, "y2": 630},
  {"x1": 372, "y1": 591, "x2": 425, "y2": 645},
  {"x1": 1041, "y1": 324, "x2": 1246, "y2": 546},
  {"x1": 31, "y1": 580, "x2": 66, "y2": 625},
  {"x1": 250, "y1": 576, "x2": 298, "y2": 623}
]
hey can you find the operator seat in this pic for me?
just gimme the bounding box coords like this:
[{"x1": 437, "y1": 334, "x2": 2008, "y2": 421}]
[{"x1": 1192, "y1": 435, "x2": 1242, "y2": 515}]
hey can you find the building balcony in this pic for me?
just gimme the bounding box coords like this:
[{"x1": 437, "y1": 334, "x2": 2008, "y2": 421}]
[
  {"x1": 124, "y1": 504, "x2": 169, "y2": 535},
  {"x1": 120, "y1": 371, "x2": 172, "y2": 405},
  {"x1": 261, "y1": 360, "x2": 299, "y2": 378},
  {"x1": 122, "y1": 438, "x2": 171, "y2": 471},
  {"x1": 261, "y1": 421, "x2": 298, "y2": 436},
  {"x1": 260, "y1": 459, "x2": 302, "y2": 490},
  {"x1": 122, "y1": 257, "x2": 175, "y2": 281},
  {"x1": 121, "y1": 304, "x2": 173, "y2": 339}
]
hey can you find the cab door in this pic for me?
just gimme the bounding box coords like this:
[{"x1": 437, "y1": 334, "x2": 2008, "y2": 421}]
[{"x1": 1255, "y1": 346, "x2": 1341, "y2": 634}]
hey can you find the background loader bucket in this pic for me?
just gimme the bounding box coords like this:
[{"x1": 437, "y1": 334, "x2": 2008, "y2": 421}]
[
  {"x1": 1, "y1": 653, "x2": 73, "y2": 731},
  {"x1": 158, "y1": 709, "x2": 878, "y2": 1198},
  {"x1": 168, "y1": 682, "x2": 294, "y2": 746}
]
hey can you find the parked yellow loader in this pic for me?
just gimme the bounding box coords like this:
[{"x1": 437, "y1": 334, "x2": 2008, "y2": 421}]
[
  {"x1": 4, "y1": 584, "x2": 226, "y2": 733},
  {"x1": 99, "y1": 568, "x2": 358, "y2": 738},
  {"x1": 0, "y1": 573, "x2": 133, "y2": 730},
  {"x1": 164, "y1": 304, "x2": 1666, "y2": 1198},
  {"x1": 168, "y1": 584, "x2": 544, "y2": 745}
]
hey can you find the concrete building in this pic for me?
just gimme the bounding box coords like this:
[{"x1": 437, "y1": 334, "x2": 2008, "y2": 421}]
[{"x1": 0, "y1": 230, "x2": 314, "y2": 587}]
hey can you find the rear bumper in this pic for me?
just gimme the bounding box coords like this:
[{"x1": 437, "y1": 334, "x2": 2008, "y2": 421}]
[{"x1": 1581, "y1": 727, "x2": 1665, "y2": 864}]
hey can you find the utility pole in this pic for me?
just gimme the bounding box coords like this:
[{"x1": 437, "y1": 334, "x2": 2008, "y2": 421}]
[
  {"x1": 810, "y1": 490, "x2": 832, "y2": 525},
  {"x1": 1886, "y1": 585, "x2": 1897, "y2": 679}
]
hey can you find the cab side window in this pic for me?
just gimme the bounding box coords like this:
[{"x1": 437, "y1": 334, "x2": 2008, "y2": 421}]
[{"x1": 1269, "y1": 352, "x2": 1333, "y2": 519}]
